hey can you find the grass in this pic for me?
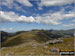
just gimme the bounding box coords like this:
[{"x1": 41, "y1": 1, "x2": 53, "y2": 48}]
[
  {"x1": 0, "y1": 31, "x2": 74, "y2": 56},
  {"x1": 47, "y1": 37, "x2": 74, "y2": 51}
]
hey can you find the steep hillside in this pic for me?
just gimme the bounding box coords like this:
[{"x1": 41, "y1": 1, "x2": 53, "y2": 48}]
[
  {"x1": 0, "y1": 31, "x2": 26, "y2": 43},
  {"x1": 1, "y1": 31, "x2": 52, "y2": 47}
]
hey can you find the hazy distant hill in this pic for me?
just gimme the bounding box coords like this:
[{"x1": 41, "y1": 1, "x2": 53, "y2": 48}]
[{"x1": 49, "y1": 29, "x2": 74, "y2": 35}]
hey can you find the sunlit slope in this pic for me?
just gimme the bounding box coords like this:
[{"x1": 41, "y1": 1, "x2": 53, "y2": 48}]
[
  {"x1": 1, "y1": 36, "x2": 74, "y2": 56},
  {"x1": 48, "y1": 37, "x2": 74, "y2": 51},
  {"x1": 1, "y1": 30, "x2": 74, "y2": 56},
  {"x1": 1, "y1": 31, "x2": 51, "y2": 47}
]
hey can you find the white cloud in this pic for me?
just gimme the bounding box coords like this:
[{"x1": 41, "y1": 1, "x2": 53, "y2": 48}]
[
  {"x1": 14, "y1": 3, "x2": 27, "y2": 13},
  {"x1": 64, "y1": 13, "x2": 75, "y2": 18},
  {"x1": 1, "y1": 0, "x2": 14, "y2": 8},
  {"x1": 0, "y1": 10, "x2": 75, "y2": 25},
  {"x1": 16, "y1": 0, "x2": 33, "y2": 7},
  {"x1": 9, "y1": 28, "x2": 13, "y2": 31},
  {"x1": 1, "y1": 0, "x2": 33, "y2": 9},
  {"x1": 18, "y1": 16, "x2": 35, "y2": 23},
  {"x1": 0, "y1": 11, "x2": 19, "y2": 22},
  {"x1": 0, "y1": 28, "x2": 15, "y2": 31},
  {"x1": 38, "y1": 7, "x2": 43, "y2": 10},
  {"x1": 63, "y1": 11, "x2": 75, "y2": 18},
  {"x1": 0, "y1": 0, "x2": 33, "y2": 14},
  {"x1": 39, "y1": 0, "x2": 75, "y2": 6},
  {"x1": 63, "y1": 24, "x2": 75, "y2": 27},
  {"x1": 72, "y1": 19, "x2": 75, "y2": 22},
  {"x1": 0, "y1": 11, "x2": 35, "y2": 23},
  {"x1": 35, "y1": 9, "x2": 75, "y2": 25},
  {"x1": 0, "y1": 28, "x2": 7, "y2": 31},
  {"x1": 35, "y1": 15, "x2": 61, "y2": 25}
]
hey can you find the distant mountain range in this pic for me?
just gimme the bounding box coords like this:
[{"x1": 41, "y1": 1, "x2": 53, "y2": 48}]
[{"x1": 0, "y1": 29, "x2": 74, "y2": 47}]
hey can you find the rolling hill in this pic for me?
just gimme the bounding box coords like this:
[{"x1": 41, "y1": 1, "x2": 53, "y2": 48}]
[{"x1": 0, "y1": 29, "x2": 74, "y2": 56}]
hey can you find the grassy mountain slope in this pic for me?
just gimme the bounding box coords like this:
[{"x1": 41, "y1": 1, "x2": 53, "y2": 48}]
[
  {"x1": 0, "y1": 31, "x2": 26, "y2": 43},
  {"x1": 1, "y1": 31, "x2": 52, "y2": 47},
  {"x1": 1, "y1": 36, "x2": 74, "y2": 56},
  {"x1": 0, "y1": 29, "x2": 74, "y2": 56}
]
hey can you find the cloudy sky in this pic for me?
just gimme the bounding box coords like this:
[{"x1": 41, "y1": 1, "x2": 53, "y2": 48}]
[{"x1": 0, "y1": 0, "x2": 75, "y2": 32}]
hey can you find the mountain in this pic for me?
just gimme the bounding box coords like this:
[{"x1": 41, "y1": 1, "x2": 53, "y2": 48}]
[
  {"x1": 49, "y1": 29, "x2": 74, "y2": 35},
  {"x1": 1, "y1": 29, "x2": 74, "y2": 55},
  {"x1": 1, "y1": 30, "x2": 52, "y2": 47},
  {"x1": 0, "y1": 31, "x2": 26, "y2": 43},
  {"x1": 1, "y1": 29, "x2": 74, "y2": 47}
]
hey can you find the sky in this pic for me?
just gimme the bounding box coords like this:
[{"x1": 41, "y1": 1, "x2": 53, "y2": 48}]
[{"x1": 0, "y1": 0, "x2": 75, "y2": 32}]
